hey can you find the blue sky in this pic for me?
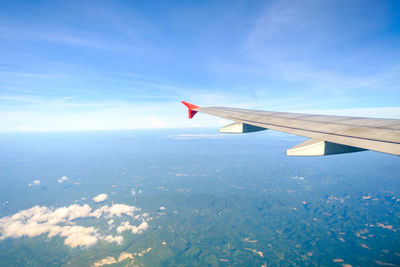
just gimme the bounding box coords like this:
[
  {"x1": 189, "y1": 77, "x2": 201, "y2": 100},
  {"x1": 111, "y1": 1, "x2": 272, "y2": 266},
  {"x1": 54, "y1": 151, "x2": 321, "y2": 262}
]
[{"x1": 0, "y1": 0, "x2": 399, "y2": 131}]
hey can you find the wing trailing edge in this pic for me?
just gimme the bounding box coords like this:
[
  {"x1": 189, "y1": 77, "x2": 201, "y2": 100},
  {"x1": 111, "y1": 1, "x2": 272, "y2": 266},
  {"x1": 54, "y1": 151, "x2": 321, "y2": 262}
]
[{"x1": 181, "y1": 101, "x2": 400, "y2": 156}]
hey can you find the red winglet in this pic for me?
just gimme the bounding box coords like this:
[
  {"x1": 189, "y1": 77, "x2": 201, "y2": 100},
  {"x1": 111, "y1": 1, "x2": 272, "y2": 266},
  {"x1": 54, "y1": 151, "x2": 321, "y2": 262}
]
[{"x1": 181, "y1": 101, "x2": 200, "y2": 119}]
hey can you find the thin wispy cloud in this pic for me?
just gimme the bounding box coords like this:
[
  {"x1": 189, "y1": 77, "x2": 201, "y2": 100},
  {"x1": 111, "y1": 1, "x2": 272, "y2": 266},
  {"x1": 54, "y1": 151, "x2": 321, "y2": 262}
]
[
  {"x1": 0, "y1": 28, "x2": 103, "y2": 49},
  {"x1": 168, "y1": 134, "x2": 228, "y2": 140},
  {"x1": 208, "y1": 0, "x2": 400, "y2": 109},
  {"x1": 0, "y1": 0, "x2": 398, "y2": 131}
]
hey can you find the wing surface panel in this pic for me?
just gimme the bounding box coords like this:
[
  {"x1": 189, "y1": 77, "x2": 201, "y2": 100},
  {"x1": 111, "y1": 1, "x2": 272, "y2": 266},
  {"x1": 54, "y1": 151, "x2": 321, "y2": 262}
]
[{"x1": 190, "y1": 105, "x2": 400, "y2": 156}]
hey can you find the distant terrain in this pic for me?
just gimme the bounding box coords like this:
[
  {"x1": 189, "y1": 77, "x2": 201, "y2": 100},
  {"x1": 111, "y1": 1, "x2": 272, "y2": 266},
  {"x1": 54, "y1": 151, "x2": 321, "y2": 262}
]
[{"x1": 0, "y1": 129, "x2": 399, "y2": 266}]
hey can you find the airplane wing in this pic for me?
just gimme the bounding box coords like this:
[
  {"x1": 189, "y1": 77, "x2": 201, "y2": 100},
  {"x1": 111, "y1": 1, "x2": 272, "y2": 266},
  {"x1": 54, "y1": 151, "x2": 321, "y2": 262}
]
[{"x1": 181, "y1": 101, "x2": 400, "y2": 156}]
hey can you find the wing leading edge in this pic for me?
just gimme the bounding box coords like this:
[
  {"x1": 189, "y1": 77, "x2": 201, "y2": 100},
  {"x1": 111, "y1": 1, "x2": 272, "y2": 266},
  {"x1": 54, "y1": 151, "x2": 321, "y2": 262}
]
[{"x1": 181, "y1": 101, "x2": 400, "y2": 156}]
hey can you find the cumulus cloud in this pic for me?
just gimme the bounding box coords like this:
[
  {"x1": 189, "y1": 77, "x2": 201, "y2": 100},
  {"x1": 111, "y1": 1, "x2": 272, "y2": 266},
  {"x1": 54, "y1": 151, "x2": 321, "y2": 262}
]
[
  {"x1": 0, "y1": 202, "x2": 148, "y2": 248},
  {"x1": 0, "y1": 204, "x2": 95, "y2": 247},
  {"x1": 28, "y1": 180, "x2": 40, "y2": 186},
  {"x1": 49, "y1": 225, "x2": 98, "y2": 248},
  {"x1": 58, "y1": 176, "x2": 68, "y2": 183},
  {"x1": 103, "y1": 204, "x2": 138, "y2": 217},
  {"x1": 102, "y1": 234, "x2": 123, "y2": 245},
  {"x1": 93, "y1": 256, "x2": 117, "y2": 267},
  {"x1": 91, "y1": 204, "x2": 140, "y2": 218},
  {"x1": 94, "y1": 252, "x2": 135, "y2": 267},
  {"x1": 118, "y1": 252, "x2": 134, "y2": 262},
  {"x1": 117, "y1": 221, "x2": 148, "y2": 234},
  {"x1": 93, "y1": 193, "x2": 108, "y2": 203}
]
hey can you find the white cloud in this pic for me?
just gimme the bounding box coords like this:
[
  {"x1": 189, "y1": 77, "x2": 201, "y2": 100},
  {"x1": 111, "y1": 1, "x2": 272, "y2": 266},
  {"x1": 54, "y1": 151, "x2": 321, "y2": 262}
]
[
  {"x1": 102, "y1": 234, "x2": 123, "y2": 245},
  {"x1": 118, "y1": 252, "x2": 134, "y2": 262},
  {"x1": 93, "y1": 249, "x2": 150, "y2": 267},
  {"x1": 102, "y1": 204, "x2": 139, "y2": 218},
  {"x1": 93, "y1": 256, "x2": 117, "y2": 267},
  {"x1": 93, "y1": 193, "x2": 108, "y2": 203},
  {"x1": 0, "y1": 204, "x2": 96, "y2": 247},
  {"x1": 66, "y1": 204, "x2": 92, "y2": 220},
  {"x1": 0, "y1": 202, "x2": 148, "y2": 248},
  {"x1": 93, "y1": 252, "x2": 135, "y2": 267},
  {"x1": 49, "y1": 225, "x2": 98, "y2": 248},
  {"x1": 90, "y1": 204, "x2": 140, "y2": 219},
  {"x1": 28, "y1": 180, "x2": 41, "y2": 186},
  {"x1": 117, "y1": 221, "x2": 148, "y2": 234},
  {"x1": 116, "y1": 221, "x2": 132, "y2": 233},
  {"x1": 58, "y1": 176, "x2": 68, "y2": 184}
]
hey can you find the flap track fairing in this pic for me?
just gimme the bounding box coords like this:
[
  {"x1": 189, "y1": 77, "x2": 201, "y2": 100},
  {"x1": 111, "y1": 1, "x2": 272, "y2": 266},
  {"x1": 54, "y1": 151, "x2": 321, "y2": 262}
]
[
  {"x1": 220, "y1": 122, "x2": 267, "y2": 134},
  {"x1": 287, "y1": 139, "x2": 366, "y2": 156}
]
